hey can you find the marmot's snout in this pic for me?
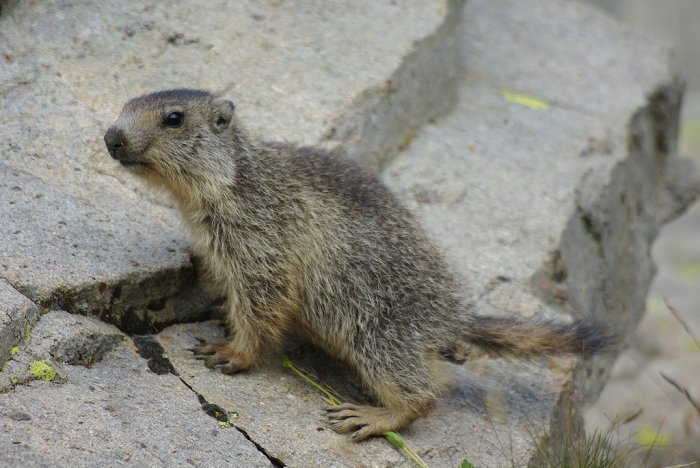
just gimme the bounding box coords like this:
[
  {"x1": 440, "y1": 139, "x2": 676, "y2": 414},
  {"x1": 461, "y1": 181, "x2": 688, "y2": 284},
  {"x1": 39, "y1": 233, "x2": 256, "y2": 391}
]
[
  {"x1": 104, "y1": 126, "x2": 141, "y2": 168},
  {"x1": 104, "y1": 127, "x2": 125, "y2": 158}
]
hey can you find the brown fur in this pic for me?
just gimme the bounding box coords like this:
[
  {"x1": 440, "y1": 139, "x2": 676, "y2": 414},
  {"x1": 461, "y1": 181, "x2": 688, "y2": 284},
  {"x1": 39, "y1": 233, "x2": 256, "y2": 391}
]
[{"x1": 104, "y1": 89, "x2": 613, "y2": 441}]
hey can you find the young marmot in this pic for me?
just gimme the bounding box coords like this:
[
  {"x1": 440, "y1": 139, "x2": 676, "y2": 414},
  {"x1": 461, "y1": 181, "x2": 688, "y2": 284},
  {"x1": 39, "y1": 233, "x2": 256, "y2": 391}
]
[{"x1": 104, "y1": 89, "x2": 611, "y2": 441}]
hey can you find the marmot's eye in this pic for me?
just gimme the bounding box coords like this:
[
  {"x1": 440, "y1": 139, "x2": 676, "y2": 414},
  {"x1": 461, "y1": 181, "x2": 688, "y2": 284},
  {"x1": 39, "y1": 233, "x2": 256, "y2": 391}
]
[{"x1": 163, "y1": 112, "x2": 183, "y2": 128}]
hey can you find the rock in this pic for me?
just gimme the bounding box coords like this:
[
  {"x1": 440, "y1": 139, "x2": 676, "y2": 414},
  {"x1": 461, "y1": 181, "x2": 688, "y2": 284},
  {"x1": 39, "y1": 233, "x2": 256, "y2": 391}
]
[
  {"x1": 0, "y1": 0, "x2": 461, "y2": 332},
  {"x1": 0, "y1": 161, "x2": 211, "y2": 333},
  {"x1": 23, "y1": 310, "x2": 125, "y2": 366},
  {"x1": 383, "y1": 0, "x2": 700, "y2": 460},
  {"x1": 0, "y1": 343, "x2": 271, "y2": 467},
  {"x1": 0, "y1": 311, "x2": 125, "y2": 390},
  {"x1": 0, "y1": 279, "x2": 40, "y2": 369},
  {"x1": 0, "y1": 0, "x2": 698, "y2": 465},
  {"x1": 157, "y1": 321, "x2": 571, "y2": 467}
]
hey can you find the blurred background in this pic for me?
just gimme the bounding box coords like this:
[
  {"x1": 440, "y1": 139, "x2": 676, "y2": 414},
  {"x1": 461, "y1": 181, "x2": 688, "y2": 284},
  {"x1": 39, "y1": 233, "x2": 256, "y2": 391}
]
[{"x1": 583, "y1": 1, "x2": 700, "y2": 465}]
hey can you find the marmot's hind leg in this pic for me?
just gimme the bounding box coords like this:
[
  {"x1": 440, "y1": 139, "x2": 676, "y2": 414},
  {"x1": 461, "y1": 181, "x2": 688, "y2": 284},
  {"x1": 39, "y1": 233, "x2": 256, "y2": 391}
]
[
  {"x1": 326, "y1": 359, "x2": 441, "y2": 441},
  {"x1": 326, "y1": 401, "x2": 428, "y2": 441}
]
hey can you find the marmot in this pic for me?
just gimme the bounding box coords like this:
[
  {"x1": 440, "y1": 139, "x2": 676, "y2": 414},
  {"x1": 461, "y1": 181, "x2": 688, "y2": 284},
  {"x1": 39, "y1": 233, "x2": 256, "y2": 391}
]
[{"x1": 104, "y1": 89, "x2": 611, "y2": 441}]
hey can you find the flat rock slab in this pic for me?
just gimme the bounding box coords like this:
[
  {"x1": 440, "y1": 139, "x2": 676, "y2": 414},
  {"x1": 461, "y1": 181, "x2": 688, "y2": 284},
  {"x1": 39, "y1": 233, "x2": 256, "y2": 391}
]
[
  {"x1": 0, "y1": 0, "x2": 461, "y2": 332},
  {"x1": 0, "y1": 162, "x2": 200, "y2": 332},
  {"x1": 0, "y1": 315, "x2": 270, "y2": 467},
  {"x1": 157, "y1": 321, "x2": 568, "y2": 467},
  {"x1": 384, "y1": 77, "x2": 617, "y2": 289},
  {"x1": 460, "y1": 0, "x2": 672, "y2": 115}
]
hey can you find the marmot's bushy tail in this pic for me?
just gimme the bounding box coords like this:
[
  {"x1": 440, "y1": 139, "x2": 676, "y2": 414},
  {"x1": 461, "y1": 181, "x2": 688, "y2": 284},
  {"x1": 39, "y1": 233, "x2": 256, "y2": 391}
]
[{"x1": 463, "y1": 315, "x2": 615, "y2": 358}]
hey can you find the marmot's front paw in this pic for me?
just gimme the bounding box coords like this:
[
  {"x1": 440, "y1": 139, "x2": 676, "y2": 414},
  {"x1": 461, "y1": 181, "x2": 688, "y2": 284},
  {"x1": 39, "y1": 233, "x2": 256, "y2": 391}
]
[{"x1": 191, "y1": 338, "x2": 252, "y2": 375}]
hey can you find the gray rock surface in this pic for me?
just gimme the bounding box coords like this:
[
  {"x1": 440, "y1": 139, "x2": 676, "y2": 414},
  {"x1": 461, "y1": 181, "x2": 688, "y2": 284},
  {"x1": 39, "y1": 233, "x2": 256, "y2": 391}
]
[
  {"x1": 383, "y1": 0, "x2": 700, "y2": 460},
  {"x1": 1, "y1": 311, "x2": 122, "y2": 390},
  {"x1": 0, "y1": 280, "x2": 40, "y2": 369},
  {"x1": 0, "y1": 0, "x2": 461, "y2": 333},
  {"x1": 1, "y1": 0, "x2": 699, "y2": 466},
  {"x1": 389, "y1": 0, "x2": 700, "y2": 406},
  {"x1": 0, "y1": 343, "x2": 271, "y2": 467},
  {"x1": 16, "y1": 311, "x2": 123, "y2": 366},
  {"x1": 158, "y1": 321, "x2": 571, "y2": 466},
  {"x1": 0, "y1": 159, "x2": 205, "y2": 332},
  {"x1": 586, "y1": 198, "x2": 700, "y2": 465}
]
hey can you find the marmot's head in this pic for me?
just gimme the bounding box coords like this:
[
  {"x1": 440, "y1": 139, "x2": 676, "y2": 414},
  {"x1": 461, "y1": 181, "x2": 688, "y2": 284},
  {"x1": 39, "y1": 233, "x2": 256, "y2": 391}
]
[{"x1": 104, "y1": 89, "x2": 238, "y2": 194}]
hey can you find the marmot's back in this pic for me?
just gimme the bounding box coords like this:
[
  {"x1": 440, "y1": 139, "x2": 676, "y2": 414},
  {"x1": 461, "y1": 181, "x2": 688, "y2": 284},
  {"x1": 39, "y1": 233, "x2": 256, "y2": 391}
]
[{"x1": 267, "y1": 141, "x2": 467, "y2": 340}]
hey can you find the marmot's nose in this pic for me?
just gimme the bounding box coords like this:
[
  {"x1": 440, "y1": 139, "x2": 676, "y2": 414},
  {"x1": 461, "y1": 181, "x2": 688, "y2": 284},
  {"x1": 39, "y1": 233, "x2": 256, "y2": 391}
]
[{"x1": 104, "y1": 127, "x2": 126, "y2": 159}]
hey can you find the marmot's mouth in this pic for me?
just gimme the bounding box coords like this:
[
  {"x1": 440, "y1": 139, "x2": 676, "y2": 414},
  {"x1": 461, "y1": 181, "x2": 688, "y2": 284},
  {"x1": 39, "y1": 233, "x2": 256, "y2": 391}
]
[{"x1": 117, "y1": 158, "x2": 146, "y2": 169}]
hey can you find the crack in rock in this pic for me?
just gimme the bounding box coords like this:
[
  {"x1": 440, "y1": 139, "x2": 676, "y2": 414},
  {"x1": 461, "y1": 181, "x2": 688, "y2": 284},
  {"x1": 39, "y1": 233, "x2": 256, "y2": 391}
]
[{"x1": 131, "y1": 333, "x2": 285, "y2": 467}]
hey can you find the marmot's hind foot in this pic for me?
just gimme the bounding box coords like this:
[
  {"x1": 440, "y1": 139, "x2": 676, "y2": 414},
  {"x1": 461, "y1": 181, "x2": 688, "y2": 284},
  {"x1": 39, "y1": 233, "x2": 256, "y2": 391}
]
[{"x1": 326, "y1": 403, "x2": 418, "y2": 442}]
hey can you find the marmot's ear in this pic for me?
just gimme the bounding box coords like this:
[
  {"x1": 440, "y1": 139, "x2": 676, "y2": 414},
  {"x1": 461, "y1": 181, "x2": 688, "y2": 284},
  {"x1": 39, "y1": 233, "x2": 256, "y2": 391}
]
[{"x1": 211, "y1": 98, "x2": 235, "y2": 133}]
